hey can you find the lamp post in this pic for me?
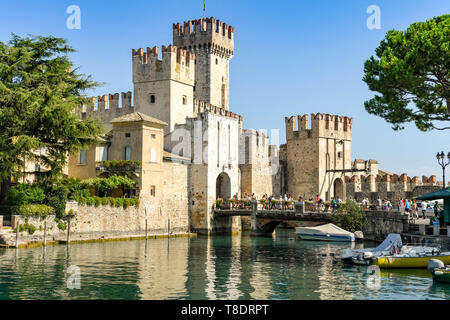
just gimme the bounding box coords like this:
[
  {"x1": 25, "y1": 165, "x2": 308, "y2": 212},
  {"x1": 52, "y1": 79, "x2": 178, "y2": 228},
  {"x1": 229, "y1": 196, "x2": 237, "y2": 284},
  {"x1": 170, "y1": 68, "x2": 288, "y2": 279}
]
[{"x1": 436, "y1": 151, "x2": 450, "y2": 189}]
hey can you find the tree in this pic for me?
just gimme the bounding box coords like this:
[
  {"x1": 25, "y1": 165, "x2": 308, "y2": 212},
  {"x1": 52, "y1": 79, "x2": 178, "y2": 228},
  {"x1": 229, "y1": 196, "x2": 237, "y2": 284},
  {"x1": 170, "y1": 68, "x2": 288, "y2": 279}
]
[
  {"x1": 332, "y1": 200, "x2": 367, "y2": 233},
  {"x1": 0, "y1": 35, "x2": 102, "y2": 204},
  {"x1": 363, "y1": 14, "x2": 450, "y2": 131}
]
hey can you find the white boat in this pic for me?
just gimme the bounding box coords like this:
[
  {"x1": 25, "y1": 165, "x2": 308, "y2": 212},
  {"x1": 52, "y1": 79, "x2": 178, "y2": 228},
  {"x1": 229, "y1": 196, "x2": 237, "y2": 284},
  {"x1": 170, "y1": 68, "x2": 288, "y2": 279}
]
[
  {"x1": 295, "y1": 223, "x2": 355, "y2": 242},
  {"x1": 340, "y1": 233, "x2": 440, "y2": 266}
]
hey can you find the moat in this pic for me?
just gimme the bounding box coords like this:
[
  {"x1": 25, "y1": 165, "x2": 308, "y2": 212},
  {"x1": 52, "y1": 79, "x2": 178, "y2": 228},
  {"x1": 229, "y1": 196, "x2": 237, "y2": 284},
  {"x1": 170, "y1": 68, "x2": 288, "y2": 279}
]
[{"x1": 0, "y1": 230, "x2": 448, "y2": 300}]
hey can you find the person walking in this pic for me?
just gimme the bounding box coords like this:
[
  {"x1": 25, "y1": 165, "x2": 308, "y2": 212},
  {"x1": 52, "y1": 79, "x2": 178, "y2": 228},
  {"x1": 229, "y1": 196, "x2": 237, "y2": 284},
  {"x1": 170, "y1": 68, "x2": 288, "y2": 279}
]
[{"x1": 420, "y1": 201, "x2": 428, "y2": 219}]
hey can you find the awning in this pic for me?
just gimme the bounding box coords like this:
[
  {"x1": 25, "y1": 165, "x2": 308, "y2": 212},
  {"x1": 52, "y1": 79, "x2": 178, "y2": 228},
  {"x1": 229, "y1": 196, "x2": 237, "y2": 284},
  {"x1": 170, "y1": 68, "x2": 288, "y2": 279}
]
[{"x1": 416, "y1": 188, "x2": 450, "y2": 201}]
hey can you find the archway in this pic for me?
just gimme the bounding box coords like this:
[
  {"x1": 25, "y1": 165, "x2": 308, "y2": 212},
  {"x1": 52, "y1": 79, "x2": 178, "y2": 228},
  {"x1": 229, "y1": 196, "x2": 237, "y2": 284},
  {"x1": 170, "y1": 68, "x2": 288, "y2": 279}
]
[
  {"x1": 334, "y1": 178, "x2": 344, "y2": 200},
  {"x1": 216, "y1": 172, "x2": 231, "y2": 200}
]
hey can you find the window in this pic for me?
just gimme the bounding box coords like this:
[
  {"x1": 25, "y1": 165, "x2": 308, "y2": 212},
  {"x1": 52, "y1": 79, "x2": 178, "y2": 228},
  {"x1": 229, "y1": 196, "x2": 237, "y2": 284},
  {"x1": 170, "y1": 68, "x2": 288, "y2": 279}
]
[
  {"x1": 150, "y1": 186, "x2": 156, "y2": 197},
  {"x1": 151, "y1": 134, "x2": 156, "y2": 139},
  {"x1": 182, "y1": 95, "x2": 187, "y2": 105},
  {"x1": 150, "y1": 148, "x2": 157, "y2": 163},
  {"x1": 124, "y1": 147, "x2": 131, "y2": 161},
  {"x1": 125, "y1": 133, "x2": 131, "y2": 138},
  {"x1": 79, "y1": 150, "x2": 87, "y2": 165},
  {"x1": 35, "y1": 164, "x2": 41, "y2": 173},
  {"x1": 96, "y1": 146, "x2": 108, "y2": 162},
  {"x1": 215, "y1": 58, "x2": 218, "y2": 64},
  {"x1": 150, "y1": 95, "x2": 156, "y2": 103},
  {"x1": 337, "y1": 152, "x2": 342, "y2": 159}
]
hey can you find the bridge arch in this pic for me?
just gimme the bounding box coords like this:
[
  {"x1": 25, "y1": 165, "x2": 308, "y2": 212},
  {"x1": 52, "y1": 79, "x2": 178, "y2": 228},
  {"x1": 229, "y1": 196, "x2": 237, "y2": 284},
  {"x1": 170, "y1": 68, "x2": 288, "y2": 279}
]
[{"x1": 216, "y1": 172, "x2": 231, "y2": 200}]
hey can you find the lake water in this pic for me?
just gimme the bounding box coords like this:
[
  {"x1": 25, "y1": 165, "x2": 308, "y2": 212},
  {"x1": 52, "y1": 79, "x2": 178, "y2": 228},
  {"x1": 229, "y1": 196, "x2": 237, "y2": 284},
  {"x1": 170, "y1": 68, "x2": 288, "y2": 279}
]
[{"x1": 0, "y1": 230, "x2": 448, "y2": 300}]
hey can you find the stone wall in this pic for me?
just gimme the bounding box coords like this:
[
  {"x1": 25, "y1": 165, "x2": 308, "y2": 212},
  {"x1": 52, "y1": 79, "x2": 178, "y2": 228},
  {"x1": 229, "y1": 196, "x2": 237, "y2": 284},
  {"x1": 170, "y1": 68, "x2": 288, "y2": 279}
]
[
  {"x1": 362, "y1": 210, "x2": 408, "y2": 242},
  {"x1": 0, "y1": 200, "x2": 191, "y2": 247}
]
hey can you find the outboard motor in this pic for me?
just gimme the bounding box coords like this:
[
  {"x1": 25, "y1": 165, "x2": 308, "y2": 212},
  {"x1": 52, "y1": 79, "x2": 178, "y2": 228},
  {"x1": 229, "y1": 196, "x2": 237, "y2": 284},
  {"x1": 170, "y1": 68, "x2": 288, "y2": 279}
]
[{"x1": 427, "y1": 259, "x2": 445, "y2": 276}]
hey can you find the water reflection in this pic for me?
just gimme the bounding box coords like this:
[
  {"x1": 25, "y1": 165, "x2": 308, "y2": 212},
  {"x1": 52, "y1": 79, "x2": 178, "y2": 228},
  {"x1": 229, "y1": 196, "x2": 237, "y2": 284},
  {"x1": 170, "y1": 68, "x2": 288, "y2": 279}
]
[{"x1": 0, "y1": 230, "x2": 449, "y2": 300}]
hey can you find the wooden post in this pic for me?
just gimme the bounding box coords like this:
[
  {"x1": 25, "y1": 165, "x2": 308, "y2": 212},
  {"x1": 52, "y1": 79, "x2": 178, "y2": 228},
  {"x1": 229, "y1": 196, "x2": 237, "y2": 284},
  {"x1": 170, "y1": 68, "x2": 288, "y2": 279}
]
[
  {"x1": 15, "y1": 221, "x2": 19, "y2": 248},
  {"x1": 145, "y1": 219, "x2": 148, "y2": 239},
  {"x1": 67, "y1": 219, "x2": 71, "y2": 244},
  {"x1": 168, "y1": 219, "x2": 170, "y2": 236},
  {"x1": 43, "y1": 221, "x2": 47, "y2": 246}
]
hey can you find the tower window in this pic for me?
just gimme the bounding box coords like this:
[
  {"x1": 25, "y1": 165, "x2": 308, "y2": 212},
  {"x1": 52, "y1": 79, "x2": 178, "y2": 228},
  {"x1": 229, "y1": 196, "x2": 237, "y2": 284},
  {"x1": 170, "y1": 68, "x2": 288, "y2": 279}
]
[
  {"x1": 215, "y1": 58, "x2": 218, "y2": 65},
  {"x1": 182, "y1": 95, "x2": 187, "y2": 105},
  {"x1": 125, "y1": 133, "x2": 131, "y2": 138},
  {"x1": 124, "y1": 147, "x2": 131, "y2": 161},
  {"x1": 337, "y1": 152, "x2": 342, "y2": 159},
  {"x1": 150, "y1": 95, "x2": 156, "y2": 103}
]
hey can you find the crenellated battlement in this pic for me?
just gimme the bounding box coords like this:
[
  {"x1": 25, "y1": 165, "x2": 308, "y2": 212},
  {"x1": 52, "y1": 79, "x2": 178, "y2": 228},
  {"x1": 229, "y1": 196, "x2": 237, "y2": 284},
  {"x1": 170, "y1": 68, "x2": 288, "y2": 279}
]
[
  {"x1": 173, "y1": 17, "x2": 234, "y2": 58},
  {"x1": 193, "y1": 99, "x2": 242, "y2": 123},
  {"x1": 79, "y1": 91, "x2": 134, "y2": 124},
  {"x1": 285, "y1": 113, "x2": 353, "y2": 141},
  {"x1": 132, "y1": 45, "x2": 195, "y2": 85}
]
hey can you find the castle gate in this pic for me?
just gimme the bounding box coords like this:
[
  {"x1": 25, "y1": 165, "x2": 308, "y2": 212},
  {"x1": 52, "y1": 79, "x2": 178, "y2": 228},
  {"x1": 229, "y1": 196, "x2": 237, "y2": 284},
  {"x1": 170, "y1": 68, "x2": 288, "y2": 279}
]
[
  {"x1": 334, "y1": 178, "x2": 344, "y2": 200},
  {"x1": 216, "y1": 172, "x2": 231, "y2": 200}
]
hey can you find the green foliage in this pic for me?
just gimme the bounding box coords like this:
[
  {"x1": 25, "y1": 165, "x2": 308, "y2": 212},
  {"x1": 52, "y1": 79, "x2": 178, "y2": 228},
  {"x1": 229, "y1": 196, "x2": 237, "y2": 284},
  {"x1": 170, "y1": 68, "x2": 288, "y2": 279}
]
[
  {"x1": 216, "y1": 199, "x2": 224, "y2": 207},
  {"x1": 17, "y1": 204, "x2": 54, "y2": 218},
  {"x1": 76, "y1": 196, "x2": 139, "y2": 208},
  {"x1": 332, "y1": 200, "x2": 367, "y2": 233},
  {"x1": 19, "y1": 219, "x2": 37, "y2": 235},
  {"x1": 97, "y1": 160, "x2": 142, "y2": 168},
  {"x1": 47, "y1": 186, "x2": 68, "y2": 219},
  {"x1": 7, "y1": 184, "x2": 45, "y2": 206},
  {"x1": 56, "y1": 219, "x2": 67, "y2": 231},
  {"x1": 363, "y1": 14, "x2": 450, "y2": 131},
  {"x1": 0, "y1": 34, "x2": 102, "y2": 197},
  {"x1": 79, "y1": 175, "x2": 136, "y2": 195}
]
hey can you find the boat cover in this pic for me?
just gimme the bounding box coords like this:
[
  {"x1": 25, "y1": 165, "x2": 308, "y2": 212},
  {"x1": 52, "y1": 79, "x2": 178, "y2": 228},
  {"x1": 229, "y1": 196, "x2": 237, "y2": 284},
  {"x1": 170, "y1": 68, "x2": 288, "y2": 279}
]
[
  {"x1": 373, "y1": 233, "x2": 402, "y2": 252},
  {"x1": 297, "y1": 223, "x2": 354, "y2": 236}
]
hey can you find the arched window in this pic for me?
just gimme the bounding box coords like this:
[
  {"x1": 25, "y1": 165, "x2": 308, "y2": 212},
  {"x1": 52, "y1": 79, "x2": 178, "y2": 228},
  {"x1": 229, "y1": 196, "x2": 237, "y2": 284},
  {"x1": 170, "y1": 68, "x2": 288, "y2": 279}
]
[{"x1": 150, "y1": 95, "x2": 156, "y2": 104}]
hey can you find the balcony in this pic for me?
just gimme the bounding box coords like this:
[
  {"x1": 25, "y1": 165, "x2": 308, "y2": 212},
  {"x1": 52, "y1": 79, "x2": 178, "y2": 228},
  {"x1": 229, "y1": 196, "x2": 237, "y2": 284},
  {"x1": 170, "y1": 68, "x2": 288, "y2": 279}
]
[{"x1": 96, "y1": 160, "x2": 142, "y2": 174}]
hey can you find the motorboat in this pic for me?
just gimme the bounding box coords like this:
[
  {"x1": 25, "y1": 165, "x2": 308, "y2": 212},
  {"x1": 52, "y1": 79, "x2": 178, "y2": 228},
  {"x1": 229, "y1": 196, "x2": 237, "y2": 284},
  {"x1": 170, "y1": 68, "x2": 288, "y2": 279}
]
[
  {"x1": 340, "y1": 233, "x2": 439, "y2": 266},
  {"x1": 295, "y1": 223, "x2": 355, "y2": 242},
  {"x1": 373, "y1": 251, "x2": 450, "y2": 268},
  {"x1": 428, "y1": 259, "x2": 450, "y2": 283}
]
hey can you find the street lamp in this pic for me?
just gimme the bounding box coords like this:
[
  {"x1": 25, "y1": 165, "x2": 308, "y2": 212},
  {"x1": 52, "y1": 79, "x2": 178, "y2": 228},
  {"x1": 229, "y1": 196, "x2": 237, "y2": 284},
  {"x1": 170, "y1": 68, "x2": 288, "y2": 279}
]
[{"x1": 436, "y1": 151, "x2": 450, "y2": 189}]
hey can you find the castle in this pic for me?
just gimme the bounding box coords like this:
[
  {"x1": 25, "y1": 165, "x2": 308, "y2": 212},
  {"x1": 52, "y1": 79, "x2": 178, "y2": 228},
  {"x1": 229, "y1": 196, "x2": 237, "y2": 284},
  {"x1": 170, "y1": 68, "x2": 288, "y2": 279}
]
[{"x1": 60, "y1": 17, "x2": 441, "y2": 234}]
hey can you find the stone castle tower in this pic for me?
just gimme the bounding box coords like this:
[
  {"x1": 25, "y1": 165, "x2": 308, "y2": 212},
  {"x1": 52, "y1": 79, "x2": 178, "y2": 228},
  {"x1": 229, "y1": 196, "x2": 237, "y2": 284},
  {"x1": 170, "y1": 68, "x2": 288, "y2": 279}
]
[
  {"x1": 173, "y1": 18, "x2": 234, "y2": 110},
  {"x1": 283, "y1": 113, "x2": 353, "y2": 200},
  {"x1": 132, "y1": 45, "x2": 196, "y2": 134}
]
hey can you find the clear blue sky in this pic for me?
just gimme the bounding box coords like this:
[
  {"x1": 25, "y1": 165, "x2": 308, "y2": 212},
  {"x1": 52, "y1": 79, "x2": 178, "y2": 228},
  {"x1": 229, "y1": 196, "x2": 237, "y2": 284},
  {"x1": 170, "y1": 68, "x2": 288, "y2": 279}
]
[{"x1": 1, "y1": 0, "x2": 449, "y2": 180}]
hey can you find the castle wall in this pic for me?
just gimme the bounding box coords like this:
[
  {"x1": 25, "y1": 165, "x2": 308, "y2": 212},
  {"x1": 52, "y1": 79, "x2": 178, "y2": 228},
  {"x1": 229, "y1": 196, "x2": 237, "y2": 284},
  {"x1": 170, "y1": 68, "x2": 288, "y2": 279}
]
[
  {"x1": 186, "y1": 112, "x2": 241, "y2": 234},
  {"x1": 239, "y1": 129, "x2": 275, "y2": 197},
  {"x1": 284, "y1": 114, "x2": 353, "y2": 200}
]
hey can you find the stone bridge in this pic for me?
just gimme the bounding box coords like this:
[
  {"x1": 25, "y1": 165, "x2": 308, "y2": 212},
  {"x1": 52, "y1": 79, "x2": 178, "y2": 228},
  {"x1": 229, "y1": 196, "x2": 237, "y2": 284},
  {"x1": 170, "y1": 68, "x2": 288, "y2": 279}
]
[
  {"x1": 214, "y1": 201, "x2": 410, "y2": 239},
  {"x1": 214, "y1": 201, "x2": 334, "y2": 236}
]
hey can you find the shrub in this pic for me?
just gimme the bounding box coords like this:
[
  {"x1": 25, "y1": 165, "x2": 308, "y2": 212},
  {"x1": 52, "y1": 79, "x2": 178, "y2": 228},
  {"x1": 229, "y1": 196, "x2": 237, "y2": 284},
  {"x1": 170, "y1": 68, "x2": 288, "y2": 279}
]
[
  {"x1": 108, "y1": 197, "x2": 116, "y2": 207},
  {"x1": 115, "y1": 198, "x2": 124, "y2": 208},
  {"x1": 123, "y1": 198, "x2": 130, "y2": 209},
  {"x1": 71, "y1": 188, "x2": 90, "y2": 201},
  {"x1": 47, "y1": 186, "x2": 68, "y2": 219},
  {"x1": 57, "y1": 220, "x2": 67, "y2": 231},
  {"x1": 94, "y1": 196, "x2": 101, "y2": 207},
  {"x1": 77, "y1": 197, "x2": 87, "y2": 205},
  {"x1": 216, "y1": 199, "x2": 224, "y2": 207},
  {"x1": 17, "y1": 204, "x2": 55, "y2": 218},
  {"x1": 19, "y1": 222, "x2": 37, "y2": 235},
  {"x1": 135, "y1": 198, "x2": 140, "y2": 207},
  {"x1": 101, "y1": 198, "x2": 109, "y2": 206},
  {"x1": 332, "y1": 200, "x2": 367, "y2": 233},
  {"x1": 8, "y1": 184, "x2": 45, "y2": 206},
  {"x1": 86, "y1": 197, "x2": 95, "y2": 206}
]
